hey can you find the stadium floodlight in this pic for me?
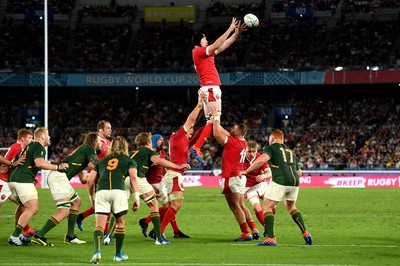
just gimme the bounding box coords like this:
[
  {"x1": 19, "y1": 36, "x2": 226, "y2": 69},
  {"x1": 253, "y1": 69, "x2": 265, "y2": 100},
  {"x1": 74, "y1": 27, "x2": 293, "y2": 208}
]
[
  {"x1": 366, "y1": 66, "x2": 379, "y2": 71},
  {"x1": 334, "y1": 66, "x2": 343, "y2": 71}
]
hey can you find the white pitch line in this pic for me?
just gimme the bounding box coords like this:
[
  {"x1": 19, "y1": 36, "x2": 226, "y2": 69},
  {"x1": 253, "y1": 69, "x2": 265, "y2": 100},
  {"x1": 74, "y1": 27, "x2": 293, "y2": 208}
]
[
  {"x1": 0, "y1": 261, "x2": 356, "y2": 266},
  {"x1": 231, "y1": 243, "x2": 398, "y2": 248}
]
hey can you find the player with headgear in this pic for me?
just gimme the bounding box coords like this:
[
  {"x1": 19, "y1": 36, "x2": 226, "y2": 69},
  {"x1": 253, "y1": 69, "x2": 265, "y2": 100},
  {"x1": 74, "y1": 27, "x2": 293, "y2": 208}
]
[{"x1": 190, "y1": 17, "x2": 247, "y2": 166}]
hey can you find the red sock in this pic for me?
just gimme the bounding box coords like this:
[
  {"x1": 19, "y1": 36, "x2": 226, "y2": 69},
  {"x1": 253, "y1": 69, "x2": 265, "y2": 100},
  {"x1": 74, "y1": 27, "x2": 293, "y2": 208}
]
[
  {"x1": 159, "y1": 207, "x2": 166, "y2": 220},
  {"x1": 81, "y1": 206, "x2": 95, "y2": 219},
  {"x1": 247, "y1": 220, "x2": 257, "y2": 230},
  {"x1": 239, "y1": 222, "x2": 249, "y2": 234},
  {"x1": 145, "y1": 215, "x2": 152, "y2": 225},
  {"x1": 256, "y1": 210, "x2": 265, "y2": 227},
  {"x1": 188, "y1": 125, "x2": 205, "y2": 147},
  {"x1": 194, "y1": 123, "x2": 212, "y2": 149},
  {"x1": 160, "y1": 208, "x2": 176, "y2": 233},
  {"x1": 23, "y1": 224, "x2": 30, "y2": 231},
  {"x1": 170, "y1": 219, "x2": 179, "y2": 233}
]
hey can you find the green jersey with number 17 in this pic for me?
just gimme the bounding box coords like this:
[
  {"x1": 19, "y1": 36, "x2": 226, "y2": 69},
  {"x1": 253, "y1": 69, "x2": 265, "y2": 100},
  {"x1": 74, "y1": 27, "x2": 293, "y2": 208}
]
[{"x1": 263, "y1": 143, "x2": 300, "y2": 187}]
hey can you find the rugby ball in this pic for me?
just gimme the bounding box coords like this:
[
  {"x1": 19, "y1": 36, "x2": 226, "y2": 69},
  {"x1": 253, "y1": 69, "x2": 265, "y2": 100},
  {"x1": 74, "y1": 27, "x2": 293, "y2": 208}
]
[{"x1": 244, "y1": 13, "x2": 259, "y2": 28}]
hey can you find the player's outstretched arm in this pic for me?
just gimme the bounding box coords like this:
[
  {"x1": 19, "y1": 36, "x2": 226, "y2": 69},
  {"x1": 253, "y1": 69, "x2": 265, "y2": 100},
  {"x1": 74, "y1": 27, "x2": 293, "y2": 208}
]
[
  {"x1": 184, "y1": 92, "x2": 205, "y2": 130},
  {"x1": 208, "y1": 17, "x2": 238, "y2": 55},
  {"x1": 240, "y1": 154, "x2": 270, "y2": 176},
  {"x1": 217, "y1": 20, "x2": 247, "y2": 54},
  {"x1": 151, "y1": 156, "x2": 191, "y2": 170},
  {"x1": 211, "y1": 107, "x2": 229, "y2": 145}
]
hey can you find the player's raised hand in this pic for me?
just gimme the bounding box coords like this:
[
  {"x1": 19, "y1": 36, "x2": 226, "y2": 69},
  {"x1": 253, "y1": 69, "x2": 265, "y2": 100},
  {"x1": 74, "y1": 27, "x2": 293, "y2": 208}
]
[
  {"x1": 198, "y1": 91, "x2": 206, "y2": 105},
  {"x1": 229, "y1": 17, "x2": 239, "y2": 32},
  {"x1": 236, "y1": 20, "x2": 248, "y2": 34},
  {"x1": 132, "y1": 199, "x2": 140, "y2": 212},
  {"x1": 239, "y1": 170, "x2": 247, "y2": 176},
  {"x1": 210, "y1": 106, "x2": 222, "y2": 118},
  {"x1": 59, "y1": 162, "x2": 69, "y2": 170},
  {"x1": 13, "y1": 156, "x2": 25, "y2": 166}
]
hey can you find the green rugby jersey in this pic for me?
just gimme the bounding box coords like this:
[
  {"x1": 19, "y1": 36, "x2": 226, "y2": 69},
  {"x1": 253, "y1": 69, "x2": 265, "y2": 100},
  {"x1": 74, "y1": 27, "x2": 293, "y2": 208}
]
[
  {"x1": 63, "y1": 145, "x2": 97, "y2": 180},
  {"x1": 129, "y1": 147, "x2": 157, "y2": 178},
  {"x1": 95, "y1": 155, "x2": 137, "y2": 191},
  {"x1": 263, "y1": 143, "x2": 300, "y2": 186},
  {"x1": 8, "y1": 141, "x2": 46, "y2": 183}
]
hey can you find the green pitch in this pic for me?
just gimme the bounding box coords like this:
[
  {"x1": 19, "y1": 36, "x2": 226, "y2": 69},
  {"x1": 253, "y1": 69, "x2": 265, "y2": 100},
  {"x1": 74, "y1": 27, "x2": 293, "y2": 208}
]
[{"x1": 0, "y1": 187, "x2": 399, "y2": 265}]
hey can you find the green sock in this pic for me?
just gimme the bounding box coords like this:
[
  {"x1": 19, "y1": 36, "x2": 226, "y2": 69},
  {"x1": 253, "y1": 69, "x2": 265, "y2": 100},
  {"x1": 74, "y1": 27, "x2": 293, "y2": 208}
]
[
  {"x1": 37, "y1": 216, "x2": 58, "y2": 236},
  {"x1": 114, "y1": 227, "x2": 125, "y2": 254},
  {"x1": 67, "y1": 210, "x2": 78, "y2": 237},
  {"x1": 93, "y1": 227, "x2": 103, "y2": 252},
  {"x1": 264, "y1": 212, "x2": 275, "y2": 238},
  {"x1": 151, "y1": 212, "x2": 162, "y2": 239},
  {"x1": 291, "y1": 209, "x2": 307, "y2": 233},
  {"x1": 12, "y1": 224, "x2": 24, "y2": 237}
]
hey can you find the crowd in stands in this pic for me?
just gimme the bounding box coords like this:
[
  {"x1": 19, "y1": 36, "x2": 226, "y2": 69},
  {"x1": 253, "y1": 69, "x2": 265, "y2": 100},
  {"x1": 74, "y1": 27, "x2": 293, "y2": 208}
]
[
  {"x1": 1, "y1": 89, "x2": 399, "y2": 170},
  {"x1": 341, "y1": 0, "x2": 400, "y2": 14},
  {"x1": 2, "y1": 17, "x2": 398, "y2": 72},
  {"x1": 1, "y1": 0, "x2": 399, "y2": 72},
  {"x1": 271, "y1": 0, "x2": 399, "y2": 13},
  {"x1": 6, "y1": 0, "x2": 76, "y2": 15},
  {"x1": 72, "y1": 24, "x2": 131, "y2": 71},
  {"x1": 77, "y1": 3, "x2": 137, "y2": 21},
  {"x1": 130, "y1": 22, "x2": 194, "y2": 73},
  {"x1": 0, "y1": 18, "x2": 43, "y2": 71},
  {"x1": 207, "y1": 1, "x2": 266, "y2": 18}
]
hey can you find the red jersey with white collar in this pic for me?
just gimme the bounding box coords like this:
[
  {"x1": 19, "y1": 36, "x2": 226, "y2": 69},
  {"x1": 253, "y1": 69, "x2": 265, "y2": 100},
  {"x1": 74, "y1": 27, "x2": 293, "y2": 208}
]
[
  {"x1": 87, "y1": 137, "x2": 111, "y2": 174},
  {"x1": 168, "y1": 126, "x2": 189, "y2": 175},
  {"x1": 243, "y1": 153, "x2": 269, "y2": 187},
  {"x1": 192, "y1": 46, "x2": 221, "y2": 86},
  {"x1": 221, "y1": 136, "x2": 247, "y2": 179},
  {"x1": 146, "y1": 149, "x2": 167, "y2": 184},
  {"x1": 0, "y1": 142, "x2": 22, "y2": 182}
]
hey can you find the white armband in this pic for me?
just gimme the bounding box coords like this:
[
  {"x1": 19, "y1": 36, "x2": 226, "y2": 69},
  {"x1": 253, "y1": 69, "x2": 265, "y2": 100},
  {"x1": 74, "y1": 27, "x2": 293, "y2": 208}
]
[{"x1": 134, "y1": 193, "x2": 140, "y2": 201}]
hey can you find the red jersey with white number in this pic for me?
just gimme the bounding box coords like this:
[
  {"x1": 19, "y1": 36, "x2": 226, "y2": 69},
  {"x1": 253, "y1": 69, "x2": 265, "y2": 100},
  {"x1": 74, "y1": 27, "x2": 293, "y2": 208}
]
[
  {"x1": 146, "y1": 149, "x2": 167, "y2": 184},
  {"x1": 221, "y1": 136, "x2": 247, "y2": 179},
  {"x1": 0, "y1": 142, "x2": 22, "y2": 182},
  {"x1": 243, "y1": 153, "x2": 269, "y2": 187},
  {"x1": 98, "y1": 137, "x2": 111, "y2": 160},
  {"x1": 168, "y1": 126, "x2": 188, "y2": 175},
  {"x1": 192, "y1": 46, "x2": 221, "y2": 86}
]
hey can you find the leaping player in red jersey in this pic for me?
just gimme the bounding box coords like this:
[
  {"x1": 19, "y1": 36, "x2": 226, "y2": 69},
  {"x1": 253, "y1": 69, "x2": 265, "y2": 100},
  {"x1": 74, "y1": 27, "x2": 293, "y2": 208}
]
[{"x1": 190, "y1": 18, "x2": 247, "y2": 166}]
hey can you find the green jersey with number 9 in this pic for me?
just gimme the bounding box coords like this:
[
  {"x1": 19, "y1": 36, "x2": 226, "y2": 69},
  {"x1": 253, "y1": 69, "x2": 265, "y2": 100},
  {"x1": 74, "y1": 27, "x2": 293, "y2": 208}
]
[{"x1": 95, "y1": 155, "x2": 137, "y2": 191}]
